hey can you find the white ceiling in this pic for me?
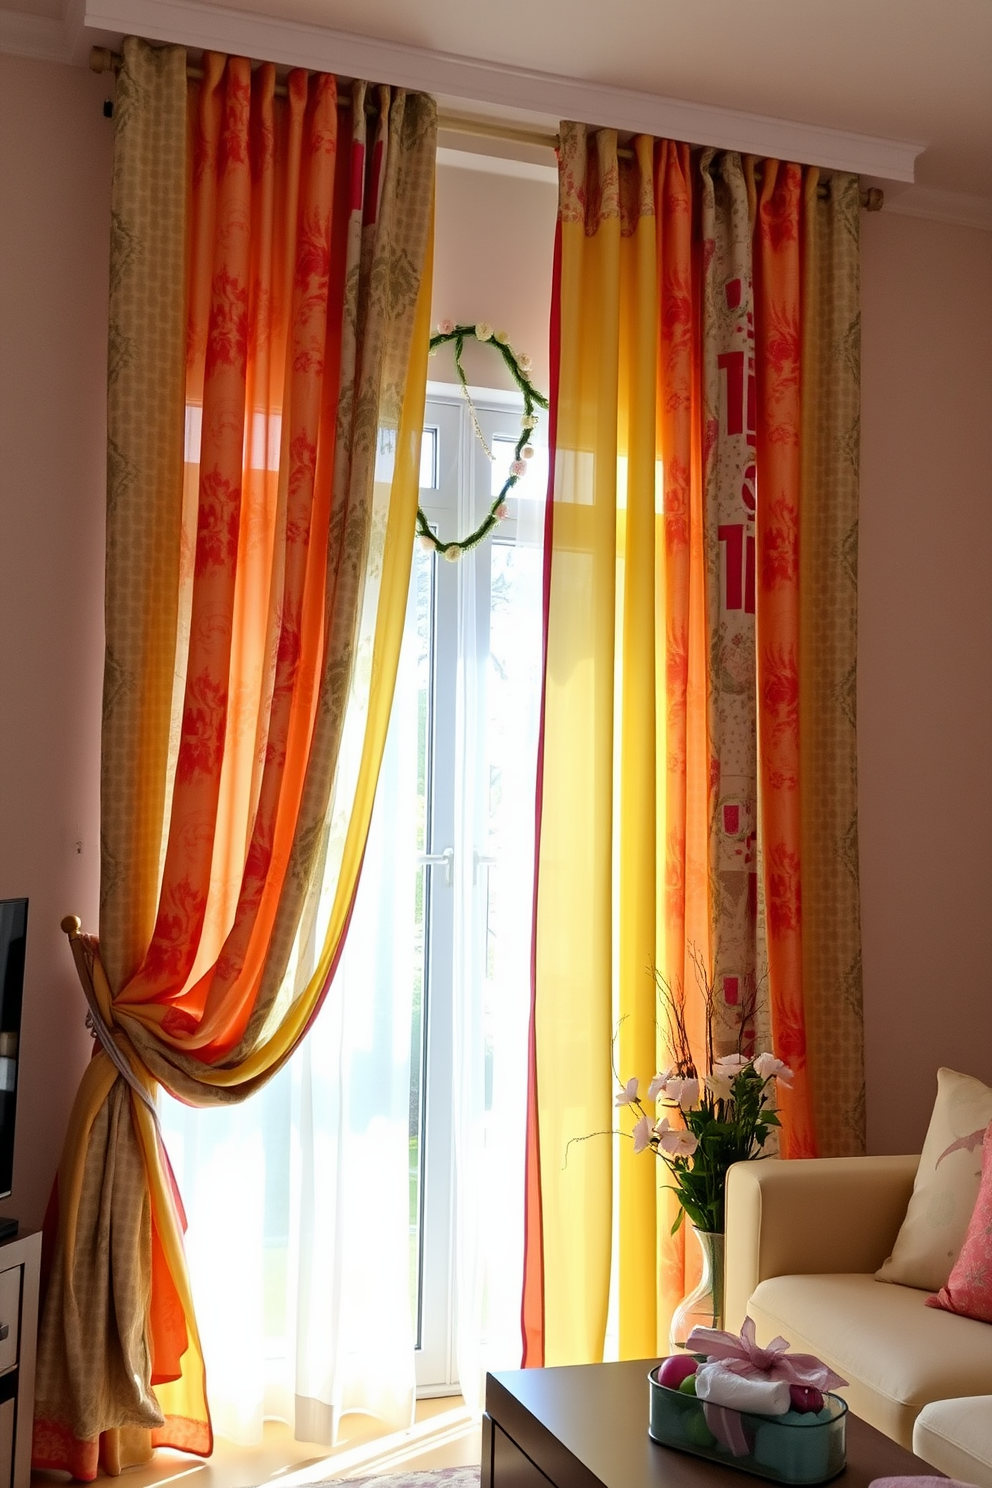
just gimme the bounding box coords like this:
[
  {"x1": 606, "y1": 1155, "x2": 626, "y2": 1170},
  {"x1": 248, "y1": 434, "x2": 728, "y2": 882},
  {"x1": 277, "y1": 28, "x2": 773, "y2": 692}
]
[{"x1": 3, "y1": 0, "x2": 991, "y2": 224}]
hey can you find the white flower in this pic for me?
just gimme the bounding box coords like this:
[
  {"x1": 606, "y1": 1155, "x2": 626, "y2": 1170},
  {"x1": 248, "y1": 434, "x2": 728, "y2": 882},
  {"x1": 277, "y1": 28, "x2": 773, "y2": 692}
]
[
  {"x1": 657, "y1": 1123, "x2": 699, "y2": 1159},
  {"x1": 495, "y1": 329, "x2": 510, "y2": 344},
  {"x1": 665, "y1": 1076, "x2": 700, "y2": 1111},
  {"x1": 715, "y1": 1052, "x2": 750, "y2": 1073},
  {"x1": 443, "y1": 546, "x2": 461, "y2": 562},
  {"x1": 510, "y1": 460, "x2": 527, "y2": 478},
  {"x1": 615, "y1": 1076, "x2": 639, "y2": 1107},
  {"x1": 705, "y1": 1069, "x2": 735, "y2": 1102},
  {"x1": 517, "y1": 352, "x2": 532, "y2": 372},
  {"x1": 647, "y1": 1067, "x2": 673, "y2": 1101},
  {"x1": 753, "y1": 1052, "x2": 793, "y2": 1087},
  {"x1": 437, "y1": 318, "x2": 455, "y2": 335},
  {"x1": 522, "y1": 414, "x2": 538, "y2": 429},
  {"x1": 632, "y1": 1113, "x2": 654, "y2": 1154},
  {"x1": 476, "y1": 322, "x2": 494, "y2": 341},
  {"x1": 418, "y1": 535, "x2": 436, "y2": 552}
]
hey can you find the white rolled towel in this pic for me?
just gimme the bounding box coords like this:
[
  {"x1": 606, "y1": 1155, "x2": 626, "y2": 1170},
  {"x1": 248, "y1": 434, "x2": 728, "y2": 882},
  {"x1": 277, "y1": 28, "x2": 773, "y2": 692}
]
[{"x1": 695, "y1": 1363, "x2": 792, "y2": 1416}]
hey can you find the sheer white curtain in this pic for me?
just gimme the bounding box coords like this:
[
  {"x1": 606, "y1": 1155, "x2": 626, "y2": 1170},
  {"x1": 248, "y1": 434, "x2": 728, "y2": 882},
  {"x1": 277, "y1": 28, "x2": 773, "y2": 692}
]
[
  {"x1": 451, "y1": 484, "x2": 545, "y2": 1410},
  {"x1": 159, "y1": 405, "x2": 544, "y2": 1441},
  {"x1": 159, "y1": 595, "x2": 421, "y2": 1445}
]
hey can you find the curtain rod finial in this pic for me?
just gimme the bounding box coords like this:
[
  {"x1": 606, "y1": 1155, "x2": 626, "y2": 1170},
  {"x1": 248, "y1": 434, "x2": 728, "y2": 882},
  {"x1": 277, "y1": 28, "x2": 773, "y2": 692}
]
[
  {"x1": 61, "y1": 915, "x2": 82, "y2": 938},
  {"x1": 90, "y1": 45, "x2": 116, "y2": 75},
  {"x1": 863, "y1": 186, "x2": 885, "y2": 212}
]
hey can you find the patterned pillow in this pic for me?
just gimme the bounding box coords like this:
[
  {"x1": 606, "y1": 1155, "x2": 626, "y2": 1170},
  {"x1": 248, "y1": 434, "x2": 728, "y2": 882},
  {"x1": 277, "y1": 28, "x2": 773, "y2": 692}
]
[
  {"x1": 926, "y1": 1118, "x2": 992, "y2": 1322},
  {"x1": 876, "y1": 1068, "x2": 992, "y2": 1292}
]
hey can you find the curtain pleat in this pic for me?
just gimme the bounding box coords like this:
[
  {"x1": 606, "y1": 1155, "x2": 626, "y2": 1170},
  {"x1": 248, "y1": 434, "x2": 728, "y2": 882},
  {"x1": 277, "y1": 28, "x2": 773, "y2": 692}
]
[
  {"x1": 34, "y1": 37, "x2": 435, "y2": 1480},
  {"x1": 799, "y1": 173, "x2": 866, "y2": 1155},
  {"x1": 526, "y1": 122, "x2": 864, "y2": 1367}
]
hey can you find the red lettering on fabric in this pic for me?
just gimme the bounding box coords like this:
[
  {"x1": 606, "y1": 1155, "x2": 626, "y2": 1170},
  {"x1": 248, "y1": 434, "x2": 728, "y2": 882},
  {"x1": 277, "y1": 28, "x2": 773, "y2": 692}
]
[
  {"x1": 719, "y1": 523, "x2": 744, "y2": 609},
  {"x1": 718, "y1": 351, "x2": 744, "y2": 435},
  {"x1": 723, "y1": 975, "x2": 740, "y2": 1006},
  {"x1": 725, "y1": 278, "x2": 742, "y2": 309},
  {"x1": 723, "y1": 804, "x2": 740, "y2": 835}
]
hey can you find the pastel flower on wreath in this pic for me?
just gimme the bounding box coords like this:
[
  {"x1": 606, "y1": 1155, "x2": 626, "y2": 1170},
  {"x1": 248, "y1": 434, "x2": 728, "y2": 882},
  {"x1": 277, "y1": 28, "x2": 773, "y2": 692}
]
[
  {"x1": 510, "y1": 460, "x2": 527, "y2": 478},
  {"x1": 418, "y1": 534, "x2": 436, "y2": 552},
  {"x1": 753, "y1": 1051, "x2": 793, "y2": 1087},
  {"x1": 517, "y1": 352, "x2": 532, "y2": 372},
  {"x1": 495, "y1": 502, "x2": 509, "y2": 521},
  {"x1": 655, "y1": 1117, "x2": 699, "y2": 1159},
  {"x1": 522, "y1": 413, "x2": 538, "y2": 429},
  {"x1": 523, "y1": 445, "x2": 535, "y2": 459},
  {"x1": 615, "y1": 1076, "x2": 639, "y2": 1108},
  {"x1": 632, "y1": 1112, "x2": 654, "y2": 1154},
  {"x1": 705, "y1": 1068, "x2": 736, "y2": 1103},
  {"x1": 443, "y1": 546, "x2": 461, "y2": 562},
  {"x1": 437, "y1": 318, "x2": 455, "y2": 335},
  {"x1": 495, "y1": 329, "x2": 510, "y2": 344},
  {"x1": 647, "y1": 1067, "x2": 673, "y2": 1101},
  {"x1": 476, "y1": 321, "x2": 494, "y2": 341},
  {"x1": 665, "y1": 1075, "x2": 700, "y2": 1111}
]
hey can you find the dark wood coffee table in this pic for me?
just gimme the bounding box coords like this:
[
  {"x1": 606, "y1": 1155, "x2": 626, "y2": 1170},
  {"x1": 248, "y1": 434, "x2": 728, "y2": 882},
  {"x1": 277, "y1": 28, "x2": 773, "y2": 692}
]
[{"x1": 483, "y1": 1361, "x2": 940, "y2": 1488}]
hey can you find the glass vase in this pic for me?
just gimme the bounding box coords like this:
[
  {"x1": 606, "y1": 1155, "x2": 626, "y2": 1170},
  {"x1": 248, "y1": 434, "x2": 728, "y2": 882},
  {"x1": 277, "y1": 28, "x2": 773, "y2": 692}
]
[{"x1": 669, "y1": 1225, "x2": 724, "y2": 1351}]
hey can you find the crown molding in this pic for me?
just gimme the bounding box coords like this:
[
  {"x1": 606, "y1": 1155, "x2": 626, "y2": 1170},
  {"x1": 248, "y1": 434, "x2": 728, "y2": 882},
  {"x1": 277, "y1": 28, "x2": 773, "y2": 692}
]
[
  {"x1": 80, "y1": 0, "x2": 923, "y2": 182},
  {"x1": 882, "y1": 184, "x2": 992, "y2": 233},
  {"x1": 0, "y1": 7, "x2": 72, "y2": 62}
]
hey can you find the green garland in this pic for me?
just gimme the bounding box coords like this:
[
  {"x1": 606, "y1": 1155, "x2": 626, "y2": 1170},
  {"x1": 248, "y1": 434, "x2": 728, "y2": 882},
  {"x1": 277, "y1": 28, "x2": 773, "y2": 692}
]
[{"x1": 418, "y1": 321, "x2": 549, "y2": 559}]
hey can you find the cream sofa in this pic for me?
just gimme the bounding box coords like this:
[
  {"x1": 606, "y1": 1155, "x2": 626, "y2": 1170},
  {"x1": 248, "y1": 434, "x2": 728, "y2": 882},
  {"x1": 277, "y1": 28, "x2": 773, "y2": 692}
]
[{"x1": 725, "y1": 1155, "x2": 992, "y2": 1483}]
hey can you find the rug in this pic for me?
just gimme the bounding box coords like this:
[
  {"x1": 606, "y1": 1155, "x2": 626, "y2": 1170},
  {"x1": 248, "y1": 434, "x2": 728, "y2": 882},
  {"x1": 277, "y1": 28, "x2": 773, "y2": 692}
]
[{"x1": 260, "y1": 1468, "x2": 481, "y2": 1488}]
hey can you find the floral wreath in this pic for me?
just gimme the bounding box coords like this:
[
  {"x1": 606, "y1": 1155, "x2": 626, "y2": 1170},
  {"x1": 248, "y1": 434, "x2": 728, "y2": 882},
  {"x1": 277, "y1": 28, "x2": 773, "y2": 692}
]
[{"x1": 417, "y1": 321, "x2": 549, "y2": 559}]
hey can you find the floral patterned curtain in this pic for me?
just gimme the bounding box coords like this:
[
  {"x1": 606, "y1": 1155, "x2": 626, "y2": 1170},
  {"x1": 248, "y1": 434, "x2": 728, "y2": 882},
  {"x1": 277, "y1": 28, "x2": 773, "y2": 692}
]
[{"x1": 33, "y1": 37, "x2": 436, "y2": 1480}]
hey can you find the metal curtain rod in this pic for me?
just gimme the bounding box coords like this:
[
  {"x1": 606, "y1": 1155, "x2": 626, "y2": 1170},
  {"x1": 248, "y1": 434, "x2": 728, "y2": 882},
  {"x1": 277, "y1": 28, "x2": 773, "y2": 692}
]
[{"x1": 90, "y1": 46, "x2": 883, "y2": 210}]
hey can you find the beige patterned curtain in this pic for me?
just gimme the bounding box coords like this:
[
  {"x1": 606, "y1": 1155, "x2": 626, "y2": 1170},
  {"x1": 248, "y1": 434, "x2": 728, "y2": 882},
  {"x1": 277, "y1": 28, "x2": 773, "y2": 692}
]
[
  {"x1": 800, "y1": 174, "x2": 865, "y2": 1154},
  {"x1": 34, "y1": 37, "x2": 436, "y2": 1480}
]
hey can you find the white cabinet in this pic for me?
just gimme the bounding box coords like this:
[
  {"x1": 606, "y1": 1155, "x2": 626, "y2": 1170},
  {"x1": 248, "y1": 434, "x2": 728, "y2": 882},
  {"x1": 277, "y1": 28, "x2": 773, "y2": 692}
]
[{"x1": 0, "y1": 1233, "x2": 40, "y2": 1488}]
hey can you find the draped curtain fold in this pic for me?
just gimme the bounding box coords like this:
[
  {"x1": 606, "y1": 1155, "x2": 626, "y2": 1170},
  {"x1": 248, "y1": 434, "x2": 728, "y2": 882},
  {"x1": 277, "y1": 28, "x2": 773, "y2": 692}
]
[
  {"x1": 523, "y1": 122, "x2": 864, "y2": 1368},
  {"x1": 34, "y1": 36, "x2": 436, "y2": 1481}
]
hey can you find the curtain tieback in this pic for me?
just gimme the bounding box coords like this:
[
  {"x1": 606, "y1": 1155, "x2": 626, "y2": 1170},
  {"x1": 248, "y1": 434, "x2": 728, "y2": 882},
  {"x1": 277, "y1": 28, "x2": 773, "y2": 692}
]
[{"x1": 61, "y1": 916, "x2": 159, "y2": 1118}]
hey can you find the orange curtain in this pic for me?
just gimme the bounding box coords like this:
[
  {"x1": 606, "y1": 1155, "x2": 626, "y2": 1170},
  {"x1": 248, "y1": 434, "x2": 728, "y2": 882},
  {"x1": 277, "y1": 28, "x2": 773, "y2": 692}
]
[
  {"x1": 523, "y1": 124, "x2": 863, "y2": 1367},
  {"x1": 33, "y1": 38, "x2": 436, "y2": 1480}
]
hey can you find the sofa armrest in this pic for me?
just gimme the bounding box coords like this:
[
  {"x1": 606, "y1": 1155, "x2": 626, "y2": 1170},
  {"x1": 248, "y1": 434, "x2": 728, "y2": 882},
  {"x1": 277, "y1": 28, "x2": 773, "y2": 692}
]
[{"x1": 724, "y1": 1154, "x2": 919, "y2": 1332}]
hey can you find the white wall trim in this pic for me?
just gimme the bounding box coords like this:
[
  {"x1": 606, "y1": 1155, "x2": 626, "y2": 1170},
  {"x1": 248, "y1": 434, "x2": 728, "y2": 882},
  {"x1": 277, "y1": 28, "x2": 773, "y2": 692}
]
[
  {"x1": 0, "y1": 8, "x2": 72, "y2": 62},
  {"x1": 882, "y1": 185, "x2": 992, "y2": 234},
  {"x1": 81, "y1": 0, "x2": 924, "y2": 182}
]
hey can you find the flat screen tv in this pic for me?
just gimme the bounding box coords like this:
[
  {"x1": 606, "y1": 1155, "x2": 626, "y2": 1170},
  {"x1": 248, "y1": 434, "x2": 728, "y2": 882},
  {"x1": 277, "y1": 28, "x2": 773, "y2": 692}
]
[{"x1": 0, "y1": 899, "x2": 27, "y2": 1209}]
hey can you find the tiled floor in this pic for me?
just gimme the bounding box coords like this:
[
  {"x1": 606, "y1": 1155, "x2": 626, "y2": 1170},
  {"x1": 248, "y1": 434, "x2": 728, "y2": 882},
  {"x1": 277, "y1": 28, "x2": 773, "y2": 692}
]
[{"x1": 31, "y1": 1399, "x2": 482, "y2": 1488}]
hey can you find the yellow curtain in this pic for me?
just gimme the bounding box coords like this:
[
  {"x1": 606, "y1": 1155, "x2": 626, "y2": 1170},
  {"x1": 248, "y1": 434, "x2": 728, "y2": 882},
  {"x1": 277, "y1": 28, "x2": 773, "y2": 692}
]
[
  {"x1": 525, "y1": 123, "x2": 864, "y2": 1367},
  {"x1": 33, "y1": 38, "x2": 436, "y2": 1481}
]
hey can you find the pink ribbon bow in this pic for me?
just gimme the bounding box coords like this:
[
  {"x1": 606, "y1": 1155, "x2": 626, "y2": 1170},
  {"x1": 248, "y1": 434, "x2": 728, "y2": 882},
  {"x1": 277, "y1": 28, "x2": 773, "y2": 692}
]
[{"x1": 685, "y1": 1317, "x2": 848, "y2": 1392}]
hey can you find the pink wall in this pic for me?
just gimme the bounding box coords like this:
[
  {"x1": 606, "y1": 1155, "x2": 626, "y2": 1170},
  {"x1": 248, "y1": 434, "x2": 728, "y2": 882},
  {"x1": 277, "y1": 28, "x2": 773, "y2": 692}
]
[
  {"x1": 0, "y1": 54, "x2": 111, "y2": 1230},
  {"x1": 860, "y1": 210, "x2": 992, "y2": 1155}
]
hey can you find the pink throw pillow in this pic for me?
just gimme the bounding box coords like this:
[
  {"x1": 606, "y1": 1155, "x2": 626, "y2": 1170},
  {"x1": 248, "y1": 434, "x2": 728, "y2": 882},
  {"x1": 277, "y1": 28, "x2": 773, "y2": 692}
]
[{"x1": 926, "y1": 1117, "x2": 992, "y2": 1322}]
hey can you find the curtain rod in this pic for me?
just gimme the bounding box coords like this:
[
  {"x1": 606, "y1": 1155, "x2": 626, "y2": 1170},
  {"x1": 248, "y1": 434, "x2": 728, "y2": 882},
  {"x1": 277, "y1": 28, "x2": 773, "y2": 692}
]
[{"x1": 90, "y1": 46, "x2": 883, "y2": 210}]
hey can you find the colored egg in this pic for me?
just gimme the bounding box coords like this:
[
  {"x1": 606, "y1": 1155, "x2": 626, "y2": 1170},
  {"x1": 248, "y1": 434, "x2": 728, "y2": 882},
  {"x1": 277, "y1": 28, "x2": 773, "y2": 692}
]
[
  {"x1": 657, "y1": 1354, "x2": 698, "y2": 1389},
  {"x1": 684, "y1": 1405, "x2": 716, "y2": 1449},
  {"x1": 678, "y1": 1373, "x2": 698, "y2": 1395},
  {"x1": 789, "y1": 1385, "x2": 825, "y2": 1414}
]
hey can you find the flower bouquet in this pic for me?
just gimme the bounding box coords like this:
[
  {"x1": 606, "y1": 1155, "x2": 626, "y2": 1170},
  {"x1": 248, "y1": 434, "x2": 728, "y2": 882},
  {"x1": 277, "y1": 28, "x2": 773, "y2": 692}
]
[
  {"x1": 615, "y1": 962, "x2": 793, "y2": 1345},
  {"x1": 616, "y1": 967, "x2": 792, "y2": 1236}
]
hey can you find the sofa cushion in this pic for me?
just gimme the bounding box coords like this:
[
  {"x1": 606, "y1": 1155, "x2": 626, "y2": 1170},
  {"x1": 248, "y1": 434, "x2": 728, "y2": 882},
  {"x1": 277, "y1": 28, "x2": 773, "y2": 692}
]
[
  {"x1": 913, "y1": 1396, "x2": 992, "y2": 1488},
  {"x1": 927, "y1": 1118, "x2": 992, "y2": 1324},
  {"x1": 877, "y1": 1067, "x2": 992, "y2": 1293},
  {"x1": 748, "y1": 1272, "x2": 992, "y2": 1449}
]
